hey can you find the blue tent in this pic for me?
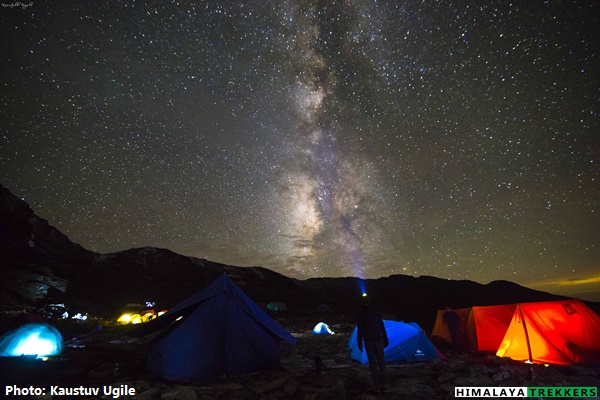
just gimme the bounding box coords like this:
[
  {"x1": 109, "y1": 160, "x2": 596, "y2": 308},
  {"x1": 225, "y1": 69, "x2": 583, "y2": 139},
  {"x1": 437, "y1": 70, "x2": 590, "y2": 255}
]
[
  {"x1": 316, "y1": 304, "x2": 331, "y2": 312},
  {"x1": 348, "y1": 320, "x2": 441, "y2": 364},
  {"x1": 312, "y1": 322, "x2": 335, "y2": 335},
  {"x1": 0, "y1": 322, "x2": 63, "y2": 358},
  {"x1": 140, "y1": 274, "x2": 297, "y2": 381}
]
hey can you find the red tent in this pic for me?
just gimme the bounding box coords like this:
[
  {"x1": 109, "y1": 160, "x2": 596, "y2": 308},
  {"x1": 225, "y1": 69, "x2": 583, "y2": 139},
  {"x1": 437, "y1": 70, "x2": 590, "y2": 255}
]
[
  {"x1": 467, "y1": 304, "x2": 516, "y2": 352},
  {"x1": 497, "y1": 300, "x2": 600, "y2": 365}
]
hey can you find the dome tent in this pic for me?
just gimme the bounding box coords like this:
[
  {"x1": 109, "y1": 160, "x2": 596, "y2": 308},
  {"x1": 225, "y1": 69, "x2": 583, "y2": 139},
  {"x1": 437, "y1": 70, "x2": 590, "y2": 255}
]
[
  {"x1": 348, "y1": 320, "x2": 442, "y2": 364},
  {"x1": 0, "y1": 322, "x2": 63, "y2": 358},
  {"x1": 312, "y1": 322, "x2": 335, "y2": 335},
  {"x1": 266, "y1": 302, "x2": 287, "y2": 312}
]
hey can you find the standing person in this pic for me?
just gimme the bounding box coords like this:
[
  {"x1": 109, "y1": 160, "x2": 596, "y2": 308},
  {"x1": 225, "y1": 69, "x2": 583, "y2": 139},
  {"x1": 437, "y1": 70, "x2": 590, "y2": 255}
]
[
  {"x1": 356, "y1": 294, "x2": 389, "y2": 391},
  {"x1": 442, "y1": 307, "x2": 467, "y2": 353}
]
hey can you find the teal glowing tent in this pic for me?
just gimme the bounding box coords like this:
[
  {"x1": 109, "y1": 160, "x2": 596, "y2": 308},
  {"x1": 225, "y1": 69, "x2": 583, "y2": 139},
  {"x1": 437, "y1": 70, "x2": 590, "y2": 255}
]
[
  {"x1": 132, "y1": 274, "x2": 297, "y2": 381},
  {"x1": 0, "y1": 322, "x2": 63, "y2": 358},
  {"x1": 348, "y1": 320, "x2": 442, "y2": 364},
  {"x1": 266, "y1": 302, "x2": 287, "y2": 312},
  {"x1": 313, "y1": 322, "x2": 335, "y2": 335}
]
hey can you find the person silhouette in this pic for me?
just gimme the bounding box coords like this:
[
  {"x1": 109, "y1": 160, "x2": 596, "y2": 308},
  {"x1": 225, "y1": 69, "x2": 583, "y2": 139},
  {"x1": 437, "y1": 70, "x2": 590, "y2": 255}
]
[{"x1": 356, "y1": 294, "x2": 389, "y2": 391}]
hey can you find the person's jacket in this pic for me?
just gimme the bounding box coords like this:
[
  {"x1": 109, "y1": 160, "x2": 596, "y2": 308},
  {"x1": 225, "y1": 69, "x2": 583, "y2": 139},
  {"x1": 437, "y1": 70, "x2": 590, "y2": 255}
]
[{"x1": 357, "y1": 305, "x2": 388, "y2": 343}]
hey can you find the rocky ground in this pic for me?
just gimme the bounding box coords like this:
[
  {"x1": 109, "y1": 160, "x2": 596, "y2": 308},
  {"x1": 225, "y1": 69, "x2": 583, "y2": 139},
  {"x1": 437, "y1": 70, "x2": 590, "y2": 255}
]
[{"x1": 1, "y1": 312, "x2": 599, "y2": 400}]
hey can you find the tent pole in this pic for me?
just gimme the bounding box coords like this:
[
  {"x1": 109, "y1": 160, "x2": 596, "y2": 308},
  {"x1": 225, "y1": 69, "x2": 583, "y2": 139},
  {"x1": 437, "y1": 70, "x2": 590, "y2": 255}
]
[{"x1": 519, "y1": 305, "x2": 533, "y2": 363}]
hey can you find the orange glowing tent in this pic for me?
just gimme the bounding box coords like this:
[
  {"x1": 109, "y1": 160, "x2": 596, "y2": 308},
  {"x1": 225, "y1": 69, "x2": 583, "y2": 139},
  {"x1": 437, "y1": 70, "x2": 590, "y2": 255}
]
[
  {"x1": 430, "y1": 304, "x2": 516, "y2": 353},
  {"x1": 496, "y1": 300, "x2": 600, "y2": 365},
  {"x1": 430, "y1": 307, "x2": 471, "y2": 351}
]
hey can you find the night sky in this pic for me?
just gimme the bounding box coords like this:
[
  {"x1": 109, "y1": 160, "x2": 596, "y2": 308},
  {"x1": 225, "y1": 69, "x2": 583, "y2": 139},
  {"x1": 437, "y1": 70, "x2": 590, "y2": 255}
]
[{"x1": 2, "y1": 1, "x2": 599, "y2": 301}]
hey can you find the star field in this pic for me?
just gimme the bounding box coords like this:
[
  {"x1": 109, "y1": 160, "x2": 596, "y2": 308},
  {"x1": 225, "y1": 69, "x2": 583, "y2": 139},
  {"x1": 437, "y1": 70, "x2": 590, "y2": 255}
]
[{"x1": 1, "y1": 1, "x2": 599, "y2": 300}]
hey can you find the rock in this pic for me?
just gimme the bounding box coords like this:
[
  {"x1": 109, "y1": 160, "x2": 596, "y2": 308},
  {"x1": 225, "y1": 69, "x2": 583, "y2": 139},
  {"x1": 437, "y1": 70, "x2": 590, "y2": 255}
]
[
  {"x1": 299, "y1": 379, "x2": 345, "y2": 400},
  {"x1": 194, "y1": 386, "x2": 217, "y2": 398},
  {"x1": 136, "y1": 387, "x2": 161, "y2": 400},
  {"x1": 438, "y1": 371, "x2": 456, "y2": 383},
  {"x1": 492, "y1": 365, "x2": 512, "y2": 382},
  {"x1": 469, "y1": 363, "x2": 493, "y2": 376},
  {"x1": 212, "y1": 382, "x2": 245, "y2": 392},
  {"x1": 452, "y1": 374, "x2": 495, "y2": 387},
  {"x1": 353, "y1": 395, "x2": 378, "y2": 400},
  {"x1": 283, "y1": 377, "x2": 299, "y2": 396},
  {"x1": 389, "y1": 376, "x2": 438, "y2": 398},
  {"x1": 440, "y1": 382, "x2": 457, "y2": 394},
  {"x1": 161, "y1": 387, "x2": 197, "y2": 400},
  {"x1": 411, "y1": 383, "x2": 437, "y2": 397},
  {"x1": 87, "y1": 369, "x2": 113, "y2": 380},
  {"x1": 254, "y1": 374, "x2": 290, "y2": 394}
]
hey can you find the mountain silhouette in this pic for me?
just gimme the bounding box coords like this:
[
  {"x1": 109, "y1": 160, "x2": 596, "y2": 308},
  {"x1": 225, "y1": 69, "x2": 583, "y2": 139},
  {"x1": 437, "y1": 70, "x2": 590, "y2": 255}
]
[{"x1": 1, "y1": 183, "x2": 596, "y2": 331}]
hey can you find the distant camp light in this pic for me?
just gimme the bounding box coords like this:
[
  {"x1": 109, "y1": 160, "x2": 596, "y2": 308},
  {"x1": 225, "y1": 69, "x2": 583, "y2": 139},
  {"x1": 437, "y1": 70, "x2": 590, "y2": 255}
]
[
  {"x1": 0, "y1": 323, "x2": 63, "y2": 359},
  {"x1": 117, "y1": 313, "x2": 132, "y2": 324},
  {"x1": 130, "y1": 314, "x2": 143, "y2": 324},
  {"x1": 72, "y1": 313, "x2": 87, "y2": 321},
  {"x1": 313, "y1": 322, "x2": 335, "y2": 335}
]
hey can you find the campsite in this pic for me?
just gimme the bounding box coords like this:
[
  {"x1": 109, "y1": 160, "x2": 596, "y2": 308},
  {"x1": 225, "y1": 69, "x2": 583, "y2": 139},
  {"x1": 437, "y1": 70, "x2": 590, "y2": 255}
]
[
  {"x1": 1, "y1": 309, "x2": 599, "y2": 399},
  {"x1": 1, "y1": 277, "x2": 600, "y2": 400},
  {"x1": 1, "y1": 184, "x2": 600, "y2": 398}
]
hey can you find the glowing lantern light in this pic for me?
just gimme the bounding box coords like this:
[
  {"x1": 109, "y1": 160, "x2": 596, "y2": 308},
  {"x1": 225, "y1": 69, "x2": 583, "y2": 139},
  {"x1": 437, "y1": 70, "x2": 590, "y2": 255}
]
[{"x1": 0, "y1": 323, "x2": 63, "y2": 358}]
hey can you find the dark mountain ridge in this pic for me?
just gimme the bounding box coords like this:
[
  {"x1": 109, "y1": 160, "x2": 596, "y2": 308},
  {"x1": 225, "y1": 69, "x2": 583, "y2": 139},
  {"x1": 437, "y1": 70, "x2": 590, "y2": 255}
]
[{"x1": 1, "y1": 184, "x2": 596, "y2": 331}]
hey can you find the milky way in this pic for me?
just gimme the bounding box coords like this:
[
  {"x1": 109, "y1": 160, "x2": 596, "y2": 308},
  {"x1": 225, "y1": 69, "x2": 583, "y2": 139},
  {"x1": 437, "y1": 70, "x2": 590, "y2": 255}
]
[{"x1": 1, "y1": 1, "x2": 599, "y2": 300}]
